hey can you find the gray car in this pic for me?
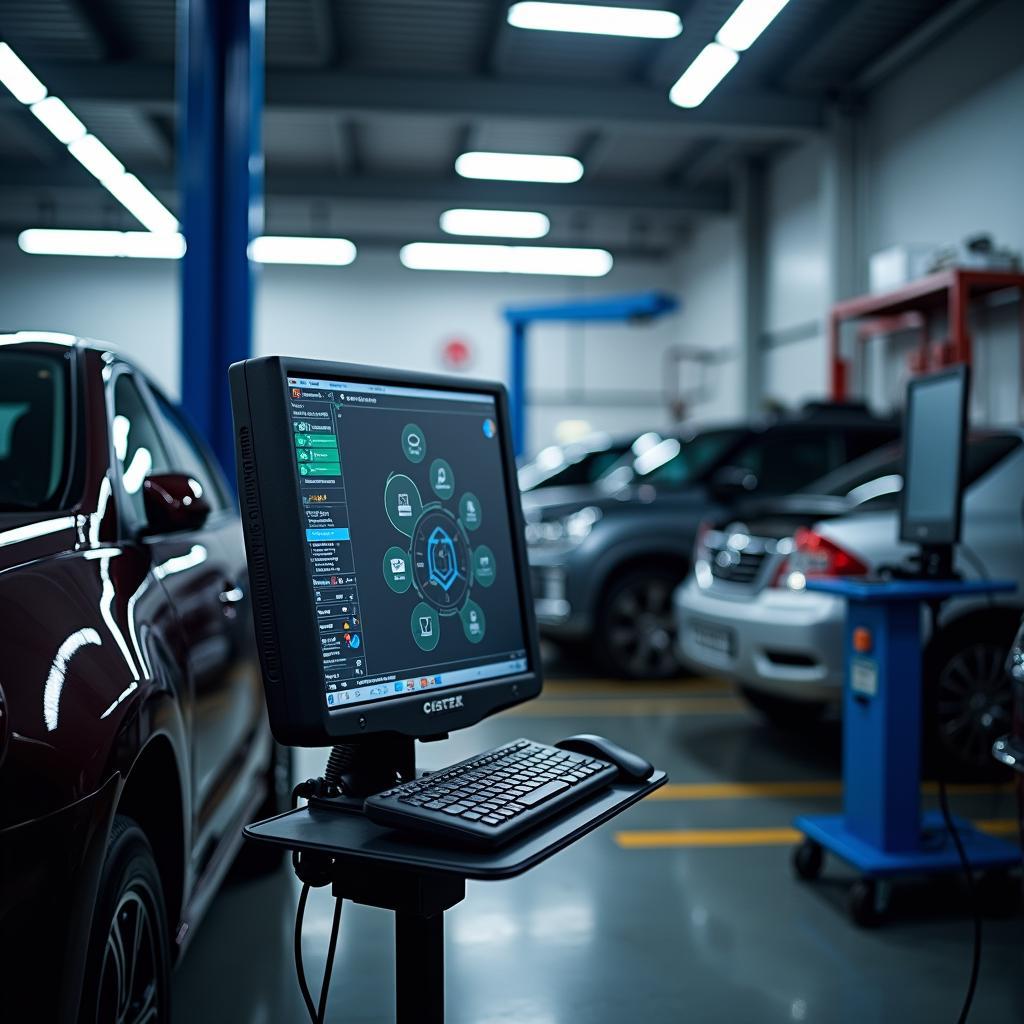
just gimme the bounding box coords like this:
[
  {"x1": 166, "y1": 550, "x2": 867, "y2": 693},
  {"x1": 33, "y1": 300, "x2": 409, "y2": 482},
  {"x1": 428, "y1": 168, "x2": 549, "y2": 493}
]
[{"x1": 675, "y1": 430, "x2": 1024, "y2": 776}]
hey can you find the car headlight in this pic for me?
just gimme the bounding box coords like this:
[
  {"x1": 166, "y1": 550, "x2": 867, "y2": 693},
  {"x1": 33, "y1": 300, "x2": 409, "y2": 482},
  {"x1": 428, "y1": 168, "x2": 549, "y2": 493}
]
[{"x1": 526, "y1": 506, "x2": 602, "y2": 546}]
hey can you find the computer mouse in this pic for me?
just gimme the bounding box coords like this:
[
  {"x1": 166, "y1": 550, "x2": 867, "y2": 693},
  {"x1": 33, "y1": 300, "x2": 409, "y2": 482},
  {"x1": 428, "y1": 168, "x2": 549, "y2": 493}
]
[{"x1": 555, "y1": 734, "x2": 654, "y2": 782}]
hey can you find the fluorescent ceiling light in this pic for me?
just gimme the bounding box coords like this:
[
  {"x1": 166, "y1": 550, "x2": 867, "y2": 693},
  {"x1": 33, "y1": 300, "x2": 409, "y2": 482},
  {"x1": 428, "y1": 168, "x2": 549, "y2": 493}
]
[
  {"x1": 716, "y1": 0, "x2": 790, "y2": 52},
  {"x1": 455, "y1": 151, "x2": 583, "y2": 184},
  {"x1": 18, "y1": 229, "x2": 186, "y2": 259},
  {"x1": 669, "y1": 42, "x2": 738, "y2": 108},
  {"x1": 400, "y1": 242, "x2": 612, "y2": 277},
  {"x1": 0, "y1": 41, "x2": 47, "y2": 104},
  {"x1": 507, "y1": 2, "x2": 682, "y2": 38},
  {"x1": 248, "y1": 236, "x2": 357, "y2": 266},
  {"x1": 30, "y1": 96, "x2": 86, "y2": 144},
  {"x1": 104, "y1": 173, "x2": 179, "y2": 233},
  {"x1": 440, "y1": 209, "x2": 551, "y2": 239},
  {"x1": 68, "y1": 134, "x2": 125, "y2": 185}
]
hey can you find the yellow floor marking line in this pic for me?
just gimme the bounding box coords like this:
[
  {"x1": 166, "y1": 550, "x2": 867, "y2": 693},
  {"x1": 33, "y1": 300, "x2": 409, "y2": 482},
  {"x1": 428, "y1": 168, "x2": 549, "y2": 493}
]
[
  {"x1": 505, "y1": 697, "x2": 744, "y2": 717},
  {"x1": 615, "y1": 819, "x2": 1020, "y2": 849},
  {"x1": 649, "y1": 780, "x2": 1013, "y2": 801}
]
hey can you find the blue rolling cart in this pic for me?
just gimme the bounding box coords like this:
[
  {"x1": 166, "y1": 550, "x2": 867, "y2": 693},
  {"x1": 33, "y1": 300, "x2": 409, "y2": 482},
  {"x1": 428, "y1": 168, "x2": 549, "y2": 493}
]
[{"x1": 793, "y1": 577, "x2": 1020, "y2": 925}]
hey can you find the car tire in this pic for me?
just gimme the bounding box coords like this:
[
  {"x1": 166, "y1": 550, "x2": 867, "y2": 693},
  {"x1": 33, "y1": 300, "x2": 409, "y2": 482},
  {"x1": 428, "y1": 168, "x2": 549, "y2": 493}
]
[
  {"x1": 596, "y1": 568, "x2": 685, "y2": 680},
  {"x1": 230, "y1": 741, "x2": 293, "y2": 878},
  {"x1": 79, "y1": 814, "x2": 171, "y2": 1024},
  {"x1": 924, "y1": 616, "x2": 1016, "y2": 782},
  {"x1": 738, "y1": 686, "x2": 827, "y2": 731}
]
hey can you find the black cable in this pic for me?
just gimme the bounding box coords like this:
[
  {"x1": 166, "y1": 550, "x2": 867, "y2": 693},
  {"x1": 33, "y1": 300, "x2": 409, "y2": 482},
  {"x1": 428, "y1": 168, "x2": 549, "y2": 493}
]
[
  {"x1": 318, "y1": 896, "x2": 344, "y2": 1024},
  {"x1": 294, "y1": 883, "x2": 319, "y2": 1024},
  {"x1": 937, "y1": 765, "x2": 982, "y2": 1024}
]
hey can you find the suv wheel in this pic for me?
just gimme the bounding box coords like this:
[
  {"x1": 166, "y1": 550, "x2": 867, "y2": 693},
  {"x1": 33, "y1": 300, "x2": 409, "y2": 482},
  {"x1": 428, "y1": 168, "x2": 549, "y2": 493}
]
[
  {"x1": 80, "y1": 815, "x2": 170, "y2": 1024},
  {"x1": 926, "y1": 623, "x2": 1014, "y2": 781},
  {"x1": 597, "y1": 569, "x2": 683, "y2": 679}
]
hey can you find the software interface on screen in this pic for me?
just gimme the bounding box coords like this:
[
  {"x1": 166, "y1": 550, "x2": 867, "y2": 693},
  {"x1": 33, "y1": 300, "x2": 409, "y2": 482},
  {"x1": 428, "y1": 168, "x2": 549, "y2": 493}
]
[
  {"x1": 904, "y1": 375, "x2": 961, "y2": 529},
  {"x1": 286, "y1": 374, "x2": 529, "y2": 712}
]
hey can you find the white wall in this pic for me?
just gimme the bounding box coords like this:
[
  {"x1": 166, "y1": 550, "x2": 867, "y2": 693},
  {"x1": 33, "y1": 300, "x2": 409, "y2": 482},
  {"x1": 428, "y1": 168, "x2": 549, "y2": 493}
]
[
  {"x1": 0, "y1": 238, "x2": 686, "y2": 453},
  {"x1": 759, "y1": 0, "x2": 1024, "y2": 422}
]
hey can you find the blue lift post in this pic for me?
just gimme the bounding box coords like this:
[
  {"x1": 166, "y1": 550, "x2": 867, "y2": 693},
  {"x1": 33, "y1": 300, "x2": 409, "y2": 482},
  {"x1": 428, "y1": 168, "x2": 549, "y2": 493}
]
[
  {"x1": 795, "y1": 576, "x2": 1020, "y2": 923},
  {"x1": 503, "y1": 291, "x2": 680, "y2": 457},
  {"x1": 179, "y1": 0, "x2": 265, "y2": 473}
]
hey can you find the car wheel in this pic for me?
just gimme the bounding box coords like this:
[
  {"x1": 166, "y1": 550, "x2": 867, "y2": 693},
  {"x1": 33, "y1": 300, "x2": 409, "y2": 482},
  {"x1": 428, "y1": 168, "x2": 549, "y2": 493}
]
[
  {"x1": 596, "y1": 569, "x2": 684, "y2": 680},
  {"x1": 738, "y1": 686, "x2": 827, "y2": 731},
  {"x1": 80, "y1": 815, "x2": 171, "y2": 1024},
  {"x1": 231, "y1": 741, "x2": 293, "y2": 878},
  {"x1": 925, "y1": 624, "x2": 1015, "y2": 781}
]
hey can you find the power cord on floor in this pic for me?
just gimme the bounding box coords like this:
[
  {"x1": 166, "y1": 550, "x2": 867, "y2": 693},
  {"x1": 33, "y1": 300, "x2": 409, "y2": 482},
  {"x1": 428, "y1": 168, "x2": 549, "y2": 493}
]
[
  {"x1": 294, "y1": 881, "x2": 345, "y2": 1024},
  {"x1": 936, "y1": 770, "x2": 982, "y2": 1024}
]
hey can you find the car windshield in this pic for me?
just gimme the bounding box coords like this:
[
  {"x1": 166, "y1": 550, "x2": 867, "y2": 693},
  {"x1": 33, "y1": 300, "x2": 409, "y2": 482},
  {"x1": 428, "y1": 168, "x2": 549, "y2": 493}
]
[
  {"x1": 802, "y1": 434, "x2": 1021, "y2": 509},
  {"x1": 0, "y1": 351, "x2": 71, "y2": 511},
  {"x1": 599, "y1": 427, "x2": 745, "y2": 491}
]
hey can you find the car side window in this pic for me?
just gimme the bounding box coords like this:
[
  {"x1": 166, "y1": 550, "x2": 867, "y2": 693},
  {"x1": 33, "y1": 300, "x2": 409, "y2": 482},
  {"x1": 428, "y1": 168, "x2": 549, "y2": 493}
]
[
  {"x1": 732, "y1": 432, "x2": 839, "y2": 495},
  {"x1": 150, "y1": 389, "x2": 230, "y2": 513},
  {"x1": 112, "y1": 374, "x2": 173, "y2": 522}
]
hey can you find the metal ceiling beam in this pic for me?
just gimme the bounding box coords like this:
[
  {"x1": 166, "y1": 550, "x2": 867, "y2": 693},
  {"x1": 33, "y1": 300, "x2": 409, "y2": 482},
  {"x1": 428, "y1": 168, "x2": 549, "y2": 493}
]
[
  {"x1": 29, "y1": 61, "x2": 823, "y2": 139},
  {"x1": 0, "y1": 163, "x2": 732, "y2": 213}
]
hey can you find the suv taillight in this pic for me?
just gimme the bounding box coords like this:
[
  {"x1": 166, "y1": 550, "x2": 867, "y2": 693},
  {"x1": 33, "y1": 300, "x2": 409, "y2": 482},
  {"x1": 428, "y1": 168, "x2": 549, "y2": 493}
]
[{"x1": 773, "y1": 527, "x2": 868, "y2": 589}]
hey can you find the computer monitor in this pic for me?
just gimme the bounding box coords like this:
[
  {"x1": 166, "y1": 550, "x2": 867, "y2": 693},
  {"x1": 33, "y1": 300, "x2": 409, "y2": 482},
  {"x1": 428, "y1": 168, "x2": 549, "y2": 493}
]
[
  {"x1": 230, "y1": 356, "x2": 542, "y2": 747},
  {"x1": 899, "y1": 365, "x2": 969, "y2": 577}
]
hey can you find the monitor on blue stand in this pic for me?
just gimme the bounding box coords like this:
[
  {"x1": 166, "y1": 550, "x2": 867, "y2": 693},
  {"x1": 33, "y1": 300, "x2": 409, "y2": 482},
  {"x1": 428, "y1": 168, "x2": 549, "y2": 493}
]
[{"x1": 899, "y1": 365, "x2": 970, "y2": 579}]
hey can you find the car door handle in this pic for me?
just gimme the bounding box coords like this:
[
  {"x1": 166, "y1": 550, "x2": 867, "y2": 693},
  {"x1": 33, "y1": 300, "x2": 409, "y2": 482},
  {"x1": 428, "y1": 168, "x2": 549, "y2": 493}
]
[
  {"x1": 992, "y1": 735, "x2": 1024, "y2": 775},
  {"x1": 219, "y1": 585, "x2": 245, "y2": 605}
]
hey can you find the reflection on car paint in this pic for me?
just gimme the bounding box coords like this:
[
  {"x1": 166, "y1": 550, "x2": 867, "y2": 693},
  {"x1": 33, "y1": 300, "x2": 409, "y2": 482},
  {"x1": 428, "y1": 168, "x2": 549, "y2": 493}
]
[
  {"x1": 0, "y1": 515, "x2": 76, "y2": 548},
  {"x1": 43, "y1": 627, "x2": 102, "y2": 731}
]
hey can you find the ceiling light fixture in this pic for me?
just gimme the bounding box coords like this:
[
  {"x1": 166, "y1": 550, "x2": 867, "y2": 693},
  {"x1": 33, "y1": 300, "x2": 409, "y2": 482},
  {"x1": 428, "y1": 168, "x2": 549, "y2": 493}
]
[
  {"x1": 440, "y1": 209, "x2": 551, "y2": 239},
  {"x1": 716, "y1": 0, "x2": 791, "y2": 52},
  {"x1": 399, "y1": 242, "x2": 612, "y2": 277},
  {"x1": 668, "y1": 42, "x2": 739, "y2": 108},
  {"x1": 455, "y1": 151, "x2": 584, "y2": 184},
  {"x1": 0, "y1": 42, "x2": 46, "y2": 104},
  {"x1": 507, "y1": 2, "x2": 682, "y2": 39},
  {"x1": 30, "y1": 96, "x2": 86, "y2": 144},
  {"x1": 18, "y1": 229, "x2": 186, "y2": 259},
  {"x1": 248, "y1": 236, "x2": 357, "y2": 266},
  {"x1": 0, "y1": 41, "x2": 178, "y2": 232}
]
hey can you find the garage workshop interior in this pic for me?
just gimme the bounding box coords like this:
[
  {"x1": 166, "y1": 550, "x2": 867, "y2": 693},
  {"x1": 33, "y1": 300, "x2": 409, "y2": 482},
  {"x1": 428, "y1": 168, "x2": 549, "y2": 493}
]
[{"x1": 1, "y1": 2, "x2": 1024, "y2": 1023}]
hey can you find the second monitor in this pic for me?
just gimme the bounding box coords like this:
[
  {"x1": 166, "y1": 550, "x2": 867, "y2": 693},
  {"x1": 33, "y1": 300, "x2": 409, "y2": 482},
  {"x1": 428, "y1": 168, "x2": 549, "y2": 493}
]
[{"x1": 230, "y1": 357, "x2": 542, "y2": 748}]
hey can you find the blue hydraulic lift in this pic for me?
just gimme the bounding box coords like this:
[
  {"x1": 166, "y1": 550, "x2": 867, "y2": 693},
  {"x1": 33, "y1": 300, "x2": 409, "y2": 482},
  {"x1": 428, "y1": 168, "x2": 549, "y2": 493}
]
[
  {"x1": 178, "y1": 0, "x2": 264, "y2": 473},
  {"x1": 502, "y1": 291, "x2": 680, "y2": 457}
]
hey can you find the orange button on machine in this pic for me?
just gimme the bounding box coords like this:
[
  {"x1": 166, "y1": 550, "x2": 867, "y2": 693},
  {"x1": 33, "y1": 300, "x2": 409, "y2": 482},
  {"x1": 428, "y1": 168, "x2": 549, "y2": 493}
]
[{"x1": 852, "y1": 627, "x2": 873, "y2": 654}]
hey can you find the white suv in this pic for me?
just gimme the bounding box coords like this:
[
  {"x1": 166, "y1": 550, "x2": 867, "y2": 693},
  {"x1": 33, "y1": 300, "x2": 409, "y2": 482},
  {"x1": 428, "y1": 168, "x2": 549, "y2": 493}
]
[{"x1": 674, "y1": 431, "x2": 1024, "y2": 776}]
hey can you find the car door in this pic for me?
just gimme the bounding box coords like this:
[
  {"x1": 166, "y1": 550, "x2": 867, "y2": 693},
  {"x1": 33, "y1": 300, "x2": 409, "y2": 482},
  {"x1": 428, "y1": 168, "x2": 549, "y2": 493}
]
[{"x1": 110, "y1": 370, "x2": 247, "y2": 856}]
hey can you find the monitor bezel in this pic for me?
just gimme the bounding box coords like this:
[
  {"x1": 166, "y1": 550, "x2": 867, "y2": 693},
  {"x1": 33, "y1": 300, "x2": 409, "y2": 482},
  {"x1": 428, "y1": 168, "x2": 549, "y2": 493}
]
[
  {"x1": 898, "y1": 364, "x2": 969, "y2": 547},
  {"x1": 231, "y1": 355, "x2": 542, "y2": 747}
]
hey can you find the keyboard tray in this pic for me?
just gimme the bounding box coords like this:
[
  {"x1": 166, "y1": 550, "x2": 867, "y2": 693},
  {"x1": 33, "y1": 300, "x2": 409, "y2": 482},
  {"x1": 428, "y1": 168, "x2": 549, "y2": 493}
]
[{"x1": 244, "y1": 769, "x2": 666, "y2": 881}]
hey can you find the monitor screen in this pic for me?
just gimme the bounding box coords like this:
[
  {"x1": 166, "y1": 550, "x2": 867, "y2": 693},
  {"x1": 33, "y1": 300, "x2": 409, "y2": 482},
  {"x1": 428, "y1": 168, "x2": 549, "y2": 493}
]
[
  {"x1": 285, "y1": 372, "x2": 530, "y2": 714},
  {"x1": 900, "y1": 368, "x2": 967, "y2": 545}
]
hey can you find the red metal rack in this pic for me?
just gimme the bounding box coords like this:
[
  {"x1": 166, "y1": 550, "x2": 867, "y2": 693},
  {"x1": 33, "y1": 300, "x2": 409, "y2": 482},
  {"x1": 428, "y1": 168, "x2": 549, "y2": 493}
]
[{"x1": 829, "y1": 268, "x2": 1024, "y2": 400}]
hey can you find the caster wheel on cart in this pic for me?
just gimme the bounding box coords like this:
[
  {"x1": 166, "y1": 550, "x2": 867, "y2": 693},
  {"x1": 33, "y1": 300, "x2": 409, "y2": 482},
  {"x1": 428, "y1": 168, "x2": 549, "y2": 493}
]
[
  {"x1": 793, "y1": 840, "x2": 824, "y2": 881},
  {"x1": 848, "y1": 879, "x2": 885, "y2": 928}
]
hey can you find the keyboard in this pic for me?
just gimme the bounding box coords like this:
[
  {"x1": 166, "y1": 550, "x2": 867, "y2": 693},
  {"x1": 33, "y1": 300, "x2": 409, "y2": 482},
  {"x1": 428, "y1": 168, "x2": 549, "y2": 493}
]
[{"x1": 363, "y1": 739, "x2": 619, "y2": 848}]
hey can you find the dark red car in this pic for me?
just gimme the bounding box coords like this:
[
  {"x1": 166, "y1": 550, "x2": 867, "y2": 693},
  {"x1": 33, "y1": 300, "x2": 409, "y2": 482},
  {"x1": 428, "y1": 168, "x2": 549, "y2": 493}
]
[{"x1": 0, "y1": 334, "x2": 285, "y2": 1022}]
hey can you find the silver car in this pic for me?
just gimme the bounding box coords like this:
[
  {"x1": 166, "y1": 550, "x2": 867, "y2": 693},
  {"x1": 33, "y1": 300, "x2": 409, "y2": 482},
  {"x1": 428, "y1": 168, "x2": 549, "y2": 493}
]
[{"x1": 675, "y1": 430, "x2": 1024, "y2": 775}]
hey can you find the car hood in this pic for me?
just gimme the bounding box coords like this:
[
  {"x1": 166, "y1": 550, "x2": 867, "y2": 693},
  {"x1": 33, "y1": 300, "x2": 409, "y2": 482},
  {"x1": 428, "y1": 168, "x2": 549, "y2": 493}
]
[
  {"x1": 708, "y1": 493, "x2": 854, "y2": 540},
  {"x1": 521, "y1": 481, "x2": 707, "y2": 521}
]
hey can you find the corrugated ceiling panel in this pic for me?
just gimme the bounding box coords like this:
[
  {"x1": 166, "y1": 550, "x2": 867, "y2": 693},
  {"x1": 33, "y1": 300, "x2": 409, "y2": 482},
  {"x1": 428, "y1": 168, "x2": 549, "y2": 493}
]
[
  {"x1": 359, "y1": 114, "x2": 461, "y2": 173},
  {"x1": 103, "y1": 0, "x2": 175, "y2": 60},
  {"x1": 0, "y1": 0, "x2": 104, "y2": 60},
  {"x1": 265, "y1": 110, "x2": 348, "y2": 169}
]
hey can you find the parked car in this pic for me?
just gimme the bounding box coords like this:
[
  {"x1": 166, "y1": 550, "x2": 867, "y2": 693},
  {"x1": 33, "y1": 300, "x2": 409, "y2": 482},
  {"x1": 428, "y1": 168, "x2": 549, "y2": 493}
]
[
  {"x1": 992, "y1": 615, "x2": 1024, "y2": 844},
  {"x1": 676, "y1": 430, "x2": 1024, "y2": 776},
  {"x1": 526, "y1": 402, "x2": 898, "y2": 678},
  {"x1": 0, "y1": 333, "x2": 285, "y2": 1022},
  {"x1": 518, "y1": 431, "x2": 642, "y2": 492}
]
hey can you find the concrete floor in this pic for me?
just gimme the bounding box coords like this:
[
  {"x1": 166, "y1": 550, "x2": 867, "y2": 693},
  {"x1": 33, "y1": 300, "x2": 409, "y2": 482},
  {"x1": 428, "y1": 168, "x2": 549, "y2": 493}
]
[{"x1": 173, "y1": 669, "x2": 1024, "y2": 1023}]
